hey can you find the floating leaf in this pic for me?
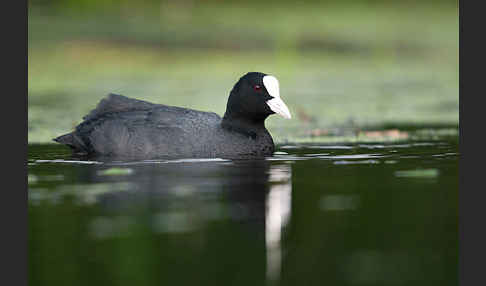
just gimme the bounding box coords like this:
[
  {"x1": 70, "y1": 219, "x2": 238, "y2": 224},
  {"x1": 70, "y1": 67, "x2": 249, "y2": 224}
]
[
  {"x1": 28, "y1": 174, "x2": 38, "y2": 184},
  {"x1": 97, "y1": 168, "x2": 134, "y2": 176},
  {"x1": 394, "y1": 169, "x2": 439, "y2": 178}
]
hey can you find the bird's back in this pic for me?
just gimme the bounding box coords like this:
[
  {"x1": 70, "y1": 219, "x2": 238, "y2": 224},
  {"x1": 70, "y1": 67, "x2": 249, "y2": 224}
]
[{"x1": 54, "y1": 93, "x2": 222, "y2": 158}]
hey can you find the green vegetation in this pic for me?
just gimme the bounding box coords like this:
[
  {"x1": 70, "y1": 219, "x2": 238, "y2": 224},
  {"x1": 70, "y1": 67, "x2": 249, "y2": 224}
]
[
  {"x1": 395, "y1": 168, "x2": 440, "y2": 178},
  {"x1": 97, "y1": 168, "x2": 134, "y2": 176},
  {"x1": 28, "y1": 1, "x2": 458, "y2": 144}
]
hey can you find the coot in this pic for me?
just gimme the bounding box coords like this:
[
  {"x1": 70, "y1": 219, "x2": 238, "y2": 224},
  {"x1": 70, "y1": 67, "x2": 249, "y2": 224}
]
[{"x1": 53, "y1": 72, "x2": 291, "y2": 159}]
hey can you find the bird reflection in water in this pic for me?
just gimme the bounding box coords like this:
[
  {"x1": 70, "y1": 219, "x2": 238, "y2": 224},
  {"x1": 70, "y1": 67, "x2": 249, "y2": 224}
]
[
  {"x1": 265, "y1": 164, "x2": 292, "y2": 284},
  {"x1": 75, "y1": 159, "x2": 293, "y2": 285}
]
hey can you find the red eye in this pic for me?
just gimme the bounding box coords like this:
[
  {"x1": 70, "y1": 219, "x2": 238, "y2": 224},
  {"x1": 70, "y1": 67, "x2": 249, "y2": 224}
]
[{"x1": 254, "y1": 85, "x2": 262, "y2": 91}]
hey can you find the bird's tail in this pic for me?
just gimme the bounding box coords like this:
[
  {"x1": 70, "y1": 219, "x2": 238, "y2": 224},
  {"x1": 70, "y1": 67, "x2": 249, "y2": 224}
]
[{"x1": 53, "y1": 132, "x2": 88, "y2": 153}]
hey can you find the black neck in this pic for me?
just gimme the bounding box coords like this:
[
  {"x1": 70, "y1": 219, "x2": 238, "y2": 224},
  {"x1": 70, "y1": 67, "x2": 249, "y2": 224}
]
[{"x1": 221, "y1": 111, "x2": 268, "y2": 139}]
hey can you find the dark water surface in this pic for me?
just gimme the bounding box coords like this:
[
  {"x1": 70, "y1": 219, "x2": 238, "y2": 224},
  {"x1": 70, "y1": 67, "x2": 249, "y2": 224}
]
[{"x1": 28, "y1": 140, "x2": 458, "y2": 286}]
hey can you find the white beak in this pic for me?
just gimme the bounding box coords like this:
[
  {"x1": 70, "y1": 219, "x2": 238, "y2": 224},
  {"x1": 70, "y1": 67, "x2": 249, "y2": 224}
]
[
  {"x1": 266, "y1": 97, "x2": 291, "y2": 119},
  {"x1": 263, "y1": 75, "x2": 292, "y2": 119}
]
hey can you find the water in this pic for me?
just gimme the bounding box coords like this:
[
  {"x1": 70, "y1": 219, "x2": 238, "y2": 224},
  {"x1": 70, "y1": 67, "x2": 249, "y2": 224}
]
[{"x1": 28, "y1": 140, "x2": 458, "y2": 286}]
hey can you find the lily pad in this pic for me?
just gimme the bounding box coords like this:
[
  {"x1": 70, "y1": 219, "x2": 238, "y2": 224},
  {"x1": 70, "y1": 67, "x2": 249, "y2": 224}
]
[
  {"x1": 97, "y1": 168, "x2": 134, "y2": 176},
  {"x1": 394, "y1": 169, "x2": 439, "y2": 178}
]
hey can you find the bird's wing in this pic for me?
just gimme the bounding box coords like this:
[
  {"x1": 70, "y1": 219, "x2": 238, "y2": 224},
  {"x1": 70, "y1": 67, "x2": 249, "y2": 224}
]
[{"x1": 82, "y1": 93, "x2": 155, "y2": 121}]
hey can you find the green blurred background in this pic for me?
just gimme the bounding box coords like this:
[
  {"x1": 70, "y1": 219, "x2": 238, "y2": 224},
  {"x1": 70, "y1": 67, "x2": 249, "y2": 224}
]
[{"x1": 28, "y1": 0, "x2": 459, "y2": 144}]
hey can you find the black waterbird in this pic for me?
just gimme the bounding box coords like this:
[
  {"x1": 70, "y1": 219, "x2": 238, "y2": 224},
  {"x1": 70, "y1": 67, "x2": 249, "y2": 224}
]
[{"x1": 54, "y1": 72, "x2": 291, "y2": 159}]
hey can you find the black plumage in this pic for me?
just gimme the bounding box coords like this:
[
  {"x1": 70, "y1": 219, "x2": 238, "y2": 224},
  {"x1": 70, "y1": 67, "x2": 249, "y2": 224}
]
[{"x1": 53, "y1": 72, "x2": 291, "y2": 159}]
